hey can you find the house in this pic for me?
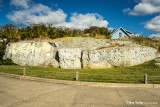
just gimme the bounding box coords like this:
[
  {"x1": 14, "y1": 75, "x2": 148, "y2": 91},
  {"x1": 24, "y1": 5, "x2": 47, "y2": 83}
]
[{"x1": 110, "y1": 27, "x2": 133, "y2": 39}]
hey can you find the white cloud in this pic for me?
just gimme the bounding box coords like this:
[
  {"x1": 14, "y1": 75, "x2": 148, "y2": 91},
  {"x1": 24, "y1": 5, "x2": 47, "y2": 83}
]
[
  {"x1": 7, "y1": 4, "x2": 67, "y2": 25},
  {"x1": 145, "y1": 15, "x2": 160, "y2": 33},
  {"x1": 7, "y1": 1, "x2": 109, "y2": 30},
  {"x1": 123, "y1": 8, "x2": 131, "y2": 13},
  {"x1": 10, "y1": 0, "x2": 30, "y2": 9},
  {"x1": 124, "y1": 0, "x2": 160, "y2": 16},
  {"x1": 108, "y1": 27, "x2": 115, "y2": 31},
  {"x1": 143, "y1": 0, "x2": 160, "y2": 6},
  {"x1": 150, "y1": 33, "x2": 160, "y2": 38},
  {"x1": 123, "y1": 0, "x2": 160, "y2": 37},
  {"x1": 63, "y1": 13, "x2": 108, "y2": 30},
  {"x1": 134, "y1": 34, "x2": 141, "y2": 36}
]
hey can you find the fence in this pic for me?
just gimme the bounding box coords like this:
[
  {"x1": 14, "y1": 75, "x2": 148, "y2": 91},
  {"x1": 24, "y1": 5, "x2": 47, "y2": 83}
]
[
  {"x1": 0, "y1": 66, "x2": 24, "y2": 75},
  {"x1": 0, "y1": 66, "x2": 160, "y2": 84},
  {"x1": 77, "y1": 73, "x2": 147, "y2": 84}
]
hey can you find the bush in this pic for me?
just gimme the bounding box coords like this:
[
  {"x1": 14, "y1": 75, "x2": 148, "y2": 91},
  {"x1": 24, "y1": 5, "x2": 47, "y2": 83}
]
[
  {"x1": 0, "y1": 45, "x2": 5, "y2": 60},
  {"x1": 0, "y1": 23, "x2": 112, "y2": 42},
  {"x1": 129, "y1": 36, "x2": 160, "y2": 52},
  {"x1": 0, "y1": 58, "x2": 16, "y2": 65},
  {"x1": 0, "y1": 44, "x2": 16, "y2": 65}
]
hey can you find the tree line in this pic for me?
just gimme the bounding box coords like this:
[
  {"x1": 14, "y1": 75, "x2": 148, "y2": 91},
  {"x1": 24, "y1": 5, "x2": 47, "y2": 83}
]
[{"x1": 0, "y1": 23, "x2": 112, "y2": 42}]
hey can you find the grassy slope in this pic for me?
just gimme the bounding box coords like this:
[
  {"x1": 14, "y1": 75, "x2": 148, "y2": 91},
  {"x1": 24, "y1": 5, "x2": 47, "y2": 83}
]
[{"x1": 0, "y1": 60, "x2": 159, "y2": 84}]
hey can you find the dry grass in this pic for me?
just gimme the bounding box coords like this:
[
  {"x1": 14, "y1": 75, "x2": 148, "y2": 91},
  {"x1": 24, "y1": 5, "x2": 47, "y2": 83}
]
[{"x1": 119, "y1": 36, "x2": 160, "y2": 52}]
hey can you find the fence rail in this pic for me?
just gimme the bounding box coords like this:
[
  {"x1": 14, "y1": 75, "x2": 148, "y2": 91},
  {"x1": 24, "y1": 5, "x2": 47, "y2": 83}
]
[
  {"x1": 78, "y1": 73, "x2": 144, "y2": 76},
  {"x1": 0, "y1": 67, "x2": 159, "y2": 84}
]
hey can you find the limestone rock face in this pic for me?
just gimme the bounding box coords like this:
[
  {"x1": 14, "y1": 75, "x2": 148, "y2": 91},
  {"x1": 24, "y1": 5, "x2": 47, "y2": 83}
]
[
  {"x1": 3, "y1": 37, "x2": 160, "y2": 69},
  {"x1": 51, "y1": 37, "x2": 110, "y2": 50},
  {"x1": 4, "y1": 41, "x2": 57, "y2": 67},
  {"x1": 82, "y1": 46, "x2": 158, "y2": 68},
  {"x1": 58, "y1": 49, "x2": 82, "y2": 69}
]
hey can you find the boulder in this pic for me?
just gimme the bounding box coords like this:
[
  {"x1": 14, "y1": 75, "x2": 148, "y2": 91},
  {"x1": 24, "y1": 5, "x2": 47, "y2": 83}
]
[{"x1": 3, "y1": 41, "x2": 56, "y2": 67}]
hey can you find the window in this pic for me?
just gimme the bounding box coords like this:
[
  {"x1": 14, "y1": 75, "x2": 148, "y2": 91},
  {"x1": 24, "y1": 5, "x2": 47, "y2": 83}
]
[{"x1": 119, "y1": 32, "x2": 122, "y2": 37}]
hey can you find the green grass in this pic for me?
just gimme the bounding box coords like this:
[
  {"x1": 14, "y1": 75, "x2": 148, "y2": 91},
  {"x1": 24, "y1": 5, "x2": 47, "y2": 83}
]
[{"x1": 0, "y1": 60, "x2": 160, "y2": 84}]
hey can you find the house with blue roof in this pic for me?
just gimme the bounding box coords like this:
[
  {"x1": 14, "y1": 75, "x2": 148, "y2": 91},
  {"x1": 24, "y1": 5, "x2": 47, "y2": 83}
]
[{"x1": 111, "y1": 27, "x2": 133, "y2": 39}]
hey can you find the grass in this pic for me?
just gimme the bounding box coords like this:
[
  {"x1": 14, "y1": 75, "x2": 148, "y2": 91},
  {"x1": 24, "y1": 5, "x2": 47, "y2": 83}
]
[
  {"x1": 0, "y1": 60, "x2": 160, "y2": 84},
  {"x1": 119, "y1": 36, "x2": 160, "y2": 52}
]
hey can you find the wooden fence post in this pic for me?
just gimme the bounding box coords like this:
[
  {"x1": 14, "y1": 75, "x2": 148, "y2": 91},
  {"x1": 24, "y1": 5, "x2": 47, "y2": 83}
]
[
  {"x1": 23, "y1": 67, "x2": 26, "y2": 76},
  {"x1": 76, "y1": 71, "x2": 79, "y2": 81},
  {"x1": 144, "y1": 74, "x2": 147, "y2": 84}
]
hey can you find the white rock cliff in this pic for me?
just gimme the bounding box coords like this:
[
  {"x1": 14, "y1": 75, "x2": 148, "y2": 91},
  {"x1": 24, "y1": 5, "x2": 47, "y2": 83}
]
[{"x1": 3, "y1": 37, "x2": 160, "y2": 69}]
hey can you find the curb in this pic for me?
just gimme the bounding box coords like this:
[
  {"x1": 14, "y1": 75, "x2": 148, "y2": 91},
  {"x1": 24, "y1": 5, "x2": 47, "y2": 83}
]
[{"x1": 0, "y1": 72, "x2": 160, "y2": 88}]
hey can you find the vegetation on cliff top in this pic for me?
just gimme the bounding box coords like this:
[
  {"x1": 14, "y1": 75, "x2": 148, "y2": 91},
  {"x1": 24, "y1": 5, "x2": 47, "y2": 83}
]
[
  {"x1": 0, "y1": 23, "x2": 112, "y2": 42},
  {"x1": 120, "y1": 35, "x2": 160, "y2": 52},
  {"x1": 0, "y1": 23, "x2": 159, "y2": 52}
]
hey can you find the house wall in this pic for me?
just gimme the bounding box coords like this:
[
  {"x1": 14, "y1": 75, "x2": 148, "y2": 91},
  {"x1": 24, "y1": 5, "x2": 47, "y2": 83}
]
[{"x1": 111, "y1": 29, "x2": 128, "y2": 39}]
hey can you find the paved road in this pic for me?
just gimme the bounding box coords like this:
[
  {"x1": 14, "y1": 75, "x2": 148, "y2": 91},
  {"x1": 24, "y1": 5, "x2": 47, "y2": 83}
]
[{"x1": 0, "y1": 75, "x2": 160, "y2": 107}]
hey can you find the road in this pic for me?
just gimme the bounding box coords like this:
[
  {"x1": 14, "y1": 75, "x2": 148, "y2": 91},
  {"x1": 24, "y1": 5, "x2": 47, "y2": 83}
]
[{"x1": 0, "y1": 75, "x2": 160, "y2": 107}]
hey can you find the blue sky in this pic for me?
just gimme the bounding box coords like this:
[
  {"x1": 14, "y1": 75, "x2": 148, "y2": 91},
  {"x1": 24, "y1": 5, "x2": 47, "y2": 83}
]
[{"x1": 0, "y1": 0, "x2": 160, "y2": 38}]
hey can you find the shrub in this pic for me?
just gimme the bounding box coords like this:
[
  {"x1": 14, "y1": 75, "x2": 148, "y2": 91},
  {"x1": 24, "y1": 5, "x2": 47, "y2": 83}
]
[
  {"x1": 130, "y1": 36, "x2": 160, "y2": 52},
  {"x1": 0, "y1": 58, "x2": 16, "y2": 65},
  {"x1": 0, "y1": 44, "x2": 16, "y2": 65},
  {"x1": 0, "y1": 23, "x2": 112, "y2": 42},
  {"x1": 0, "y1": 45, "x2": 5, "y2": 60}
]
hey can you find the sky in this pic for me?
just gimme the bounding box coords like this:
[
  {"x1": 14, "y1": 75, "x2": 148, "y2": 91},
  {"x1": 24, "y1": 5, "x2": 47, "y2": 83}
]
[{"x1": 0, "y1": 0, "x2": 160, "y2": 38}]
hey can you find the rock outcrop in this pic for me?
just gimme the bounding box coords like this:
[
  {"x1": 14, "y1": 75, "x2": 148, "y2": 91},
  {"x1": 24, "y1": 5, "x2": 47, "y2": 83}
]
[
  {"x1": 82, "y1": 47, "x2": 157, "y2": 69},
  {"x1": 4, "y1": 37, "x2": 160, "y2": 69},
  {"x1": 3, "y1": 41, "x2": 56, "y2": 66},
  {"x1": 58, "y1": 49, "x2": 82, "y2": 69}
]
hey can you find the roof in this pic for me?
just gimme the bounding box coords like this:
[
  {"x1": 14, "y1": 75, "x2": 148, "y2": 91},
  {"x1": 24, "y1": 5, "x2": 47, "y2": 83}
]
[{"x1": 110, "y1": 27, "x2": 133, "y2": 37}]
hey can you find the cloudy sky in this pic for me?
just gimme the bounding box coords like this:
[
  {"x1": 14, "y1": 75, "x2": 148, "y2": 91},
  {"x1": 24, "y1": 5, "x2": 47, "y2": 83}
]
[{"x1": 0, "y1": 0, "x2": 160, "y2": 38}]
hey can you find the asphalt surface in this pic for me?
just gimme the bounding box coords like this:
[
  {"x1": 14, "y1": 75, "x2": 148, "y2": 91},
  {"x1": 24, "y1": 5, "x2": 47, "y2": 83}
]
[{"x1": 0, "y1": 75, "x2": 160, "y2": 107}]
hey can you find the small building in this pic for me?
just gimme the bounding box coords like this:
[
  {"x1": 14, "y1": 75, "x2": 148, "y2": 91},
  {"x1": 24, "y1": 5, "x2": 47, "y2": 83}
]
[{"x1": 111, "y1": 27, "x2": 133, "y2": 39}]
